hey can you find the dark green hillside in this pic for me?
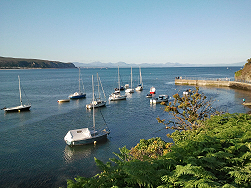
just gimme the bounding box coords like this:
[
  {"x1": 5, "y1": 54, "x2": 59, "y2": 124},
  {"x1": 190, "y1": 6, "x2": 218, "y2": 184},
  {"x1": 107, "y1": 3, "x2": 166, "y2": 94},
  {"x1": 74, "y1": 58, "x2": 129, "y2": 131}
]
[{"x1": 0, "y1": 56, "x2": 75, "y2": 69}]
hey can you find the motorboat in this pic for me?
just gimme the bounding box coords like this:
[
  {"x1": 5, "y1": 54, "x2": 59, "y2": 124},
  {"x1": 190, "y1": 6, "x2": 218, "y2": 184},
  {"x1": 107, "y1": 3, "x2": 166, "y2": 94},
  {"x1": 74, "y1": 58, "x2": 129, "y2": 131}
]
[
  {"x1": 64, "y1": 75, "x2": 110, "y2": 146},
  {"x1": 146, "y1": 86, "x2": 156, "y2": 98},
  {"x1": 183, "y1": 89, "x2": 192, "y2": 96},
  {"x1": 69, "y1": 68, "x2": 86, "y2": 99},
  {"x1": 150, "y1": 95, "x2": 169, "y2": 104},
  {"x1": 3, "y1": 75, "x2": 31, "y2": 112},
  {"x1": 149, "y1": 86, "x2": 156, "y2": 94}
]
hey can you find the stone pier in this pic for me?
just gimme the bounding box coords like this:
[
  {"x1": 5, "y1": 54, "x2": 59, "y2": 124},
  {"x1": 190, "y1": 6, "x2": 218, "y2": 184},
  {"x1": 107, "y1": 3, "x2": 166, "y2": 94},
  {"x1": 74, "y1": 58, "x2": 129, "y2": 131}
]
[{"x1": 175, "y1": 78, "x2": 251, "y2": 90}]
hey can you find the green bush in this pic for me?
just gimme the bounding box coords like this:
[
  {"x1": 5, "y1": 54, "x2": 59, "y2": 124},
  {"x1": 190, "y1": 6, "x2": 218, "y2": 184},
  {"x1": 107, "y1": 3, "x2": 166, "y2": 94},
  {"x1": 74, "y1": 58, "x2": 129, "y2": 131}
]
[{"x1": 67, "y1": 113, "x2": 251, "y2": 188}]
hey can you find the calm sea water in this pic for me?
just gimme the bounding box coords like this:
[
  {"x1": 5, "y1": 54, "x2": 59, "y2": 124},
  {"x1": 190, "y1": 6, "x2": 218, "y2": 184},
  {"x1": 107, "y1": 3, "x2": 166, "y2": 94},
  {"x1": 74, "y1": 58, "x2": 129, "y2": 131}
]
[{"x1": 0, "y1": 67, "x2": 250, "y2": 188}]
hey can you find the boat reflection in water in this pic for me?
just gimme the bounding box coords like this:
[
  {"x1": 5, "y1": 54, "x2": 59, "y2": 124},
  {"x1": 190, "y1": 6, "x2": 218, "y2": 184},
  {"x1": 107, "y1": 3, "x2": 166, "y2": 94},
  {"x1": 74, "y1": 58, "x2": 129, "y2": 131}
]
[{"x1": 63, "y1": 139, "x2": 109, "y2": 164}]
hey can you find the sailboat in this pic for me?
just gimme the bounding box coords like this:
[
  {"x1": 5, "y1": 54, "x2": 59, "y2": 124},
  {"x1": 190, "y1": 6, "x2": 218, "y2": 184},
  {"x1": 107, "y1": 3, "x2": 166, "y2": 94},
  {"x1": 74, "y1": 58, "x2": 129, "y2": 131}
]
[
  {"x1": 64, "y1": 75, "x2": 110, "y2": 146},
  {"x1": 125, "y1": 66, "x2": 134, "y2": 93},
  {"x1": 86, "y1": 73, "x2": 106, "y2": 109},
  {"x1": 109, "y1": 66, "x2": 127, "y2": 101},
  {"x1": 68, "y1": 68, "x2": 86, "y2": 99},
  {"x1": 135, "y1": 67, "x2": 143, "y2": 91},
  {"x1": 3, "y1": 75, "x2": 31, "y2": 112}
]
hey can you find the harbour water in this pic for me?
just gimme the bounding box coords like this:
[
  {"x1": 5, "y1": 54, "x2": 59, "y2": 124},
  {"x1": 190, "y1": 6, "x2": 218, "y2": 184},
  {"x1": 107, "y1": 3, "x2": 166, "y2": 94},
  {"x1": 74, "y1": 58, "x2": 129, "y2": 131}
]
[{"x1": 0, "y1": 67, "x2": 250, "y2": 188}]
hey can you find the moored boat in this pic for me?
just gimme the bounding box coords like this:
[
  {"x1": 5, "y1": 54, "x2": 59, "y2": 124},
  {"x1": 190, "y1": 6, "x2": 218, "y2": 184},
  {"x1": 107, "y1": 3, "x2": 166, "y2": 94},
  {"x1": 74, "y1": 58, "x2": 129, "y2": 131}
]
[
  {"x1": 150, "y1": 95, "x2": 169, "y2": 104},
  {"x1": 109, "y1": 66, "x2": 127, "y2": 101},
  {"x1": 57, "y1": 99, "x2": 70, "y2": 103},
  {"x1": 125, "y1": 67, "x2": 134, "y2": 93},
  {"x1": 86, "y1": 73, "x2": 106, "y2": 109},
  {"x1": 135, "y1": 67, "x2": 143, "y2": 91},
  {"x1": 3, "y1": 75, "x2": 31, "y2": 112},
  {"x1": 69, "y1": 68, "x2": 86, "y2": 99}
]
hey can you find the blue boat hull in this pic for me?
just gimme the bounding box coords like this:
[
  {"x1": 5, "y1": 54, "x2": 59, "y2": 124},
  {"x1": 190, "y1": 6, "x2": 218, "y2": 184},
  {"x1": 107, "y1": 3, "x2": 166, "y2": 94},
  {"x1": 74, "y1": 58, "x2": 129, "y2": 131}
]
[{"x1": 69, "y1": 94, "x2": 86, "y2": 99}]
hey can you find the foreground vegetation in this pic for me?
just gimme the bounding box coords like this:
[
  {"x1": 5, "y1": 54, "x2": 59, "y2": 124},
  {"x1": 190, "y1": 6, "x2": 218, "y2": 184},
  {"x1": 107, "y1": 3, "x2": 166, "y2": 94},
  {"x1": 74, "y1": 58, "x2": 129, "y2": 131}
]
[
  {"x1": 67, "y1": 113, "x2": 251, "y2": 187},
  {"x1": 67, "y1": 88, "x2": 251, "y2": 187}
]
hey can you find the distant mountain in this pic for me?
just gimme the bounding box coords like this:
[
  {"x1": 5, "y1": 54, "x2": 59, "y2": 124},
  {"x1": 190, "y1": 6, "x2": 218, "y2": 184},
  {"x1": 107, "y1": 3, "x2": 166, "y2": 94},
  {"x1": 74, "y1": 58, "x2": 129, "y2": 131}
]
[
  {"x1": 0, "y1": 56, "x2": 75, "y2": 69},
  {"x1": 73, "y1": 61, "x2": 244, "y2": 68}
]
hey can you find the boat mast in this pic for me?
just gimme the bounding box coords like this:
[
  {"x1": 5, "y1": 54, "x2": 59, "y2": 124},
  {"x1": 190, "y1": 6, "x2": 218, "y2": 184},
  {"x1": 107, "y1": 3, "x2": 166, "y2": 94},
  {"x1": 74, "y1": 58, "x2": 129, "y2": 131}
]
[
  {"x1": 97, "y1": 72, "x2": 100, "y2": 100},
  {"x1": 18, "y1": 75, "x2": 22, "y2": 106},
  {"x1": 78, "y1": 68, "x2": 81, "y2": 93},
  {"x1": 118, "y1": 65, "x2": 120, "y2": 92},
  {"x1": 130, "y1": 66, "x2": 132, "y2": 89},
  {"x1": 139, "y1": 67, "x2": 142, "y2": 86},
  {"x1": 92, "y1": 75, "x2": 95, "y2": 132}
]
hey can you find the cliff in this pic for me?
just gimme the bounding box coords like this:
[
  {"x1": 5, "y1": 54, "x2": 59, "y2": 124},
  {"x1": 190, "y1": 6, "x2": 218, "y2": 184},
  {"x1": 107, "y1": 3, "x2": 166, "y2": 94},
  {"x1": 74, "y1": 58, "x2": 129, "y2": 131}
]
[
  {"x1": 235, "y1": 58, "x2": 251, "y2": 82},
  {"x1": 0, "y1": 56, "x2": 75, "y2": 69}
]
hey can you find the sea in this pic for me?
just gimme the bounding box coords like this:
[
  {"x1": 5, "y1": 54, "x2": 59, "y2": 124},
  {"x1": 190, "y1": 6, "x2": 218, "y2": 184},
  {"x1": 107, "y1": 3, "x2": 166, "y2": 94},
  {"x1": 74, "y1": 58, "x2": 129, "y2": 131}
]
[{"x1": 0, "y1": 66, "x2": 250, "y2": 188}]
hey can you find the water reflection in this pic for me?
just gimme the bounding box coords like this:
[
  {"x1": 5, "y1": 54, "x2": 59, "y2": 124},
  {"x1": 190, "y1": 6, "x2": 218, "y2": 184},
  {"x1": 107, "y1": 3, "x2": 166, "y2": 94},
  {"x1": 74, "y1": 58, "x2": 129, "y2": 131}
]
[{"x1": 63, "y1": 139, "x2": 110, "y2": 164}]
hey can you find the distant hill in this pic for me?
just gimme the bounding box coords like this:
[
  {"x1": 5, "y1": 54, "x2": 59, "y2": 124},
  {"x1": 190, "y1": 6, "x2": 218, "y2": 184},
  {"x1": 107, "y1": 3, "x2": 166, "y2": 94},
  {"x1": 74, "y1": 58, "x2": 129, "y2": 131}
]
[
  {"x1": 0, "y1": 56, "x2": 75, "y2": 69},
  {"x1": 73, "y1": 61, "x2": 245, "y2": 68}
]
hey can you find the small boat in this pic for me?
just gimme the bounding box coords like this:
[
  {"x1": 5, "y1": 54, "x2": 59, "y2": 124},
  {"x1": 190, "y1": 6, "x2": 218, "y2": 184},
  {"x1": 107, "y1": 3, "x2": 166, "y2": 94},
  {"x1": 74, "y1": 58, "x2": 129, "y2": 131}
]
[
  {"x1": 135, "y1": 67, "x2": 143, "y2": 91},
  {"x1": 69, "y1": 68, "x2": 86, "y2": 99},
  {"x1": 86, "y1": 73, "x2": 106, "y2": 109},
  {"x1": 57, "y1": 99, "x2": 70, "y2": 103},
  {"x1": 146, "y1": 93, "x2": 153, "y2": 98},
  {"x1": 3, "y1": 75, "x2": 31, "y2": 112},
  {"x1": 124, "y1": 84, "x2": 129, "y2": 89},
  {"x1": 150, "y1": 95, "x2": 169, "y2": 104},
  {"x1": 125, "y1": 67, "x2": 134, "y2": 93},
  {"x1": 109, "y1": 66, "x2": 127, "y2": 101},
  {"x1": 146, "y1": 86, "x2": 156, "y2": 97},
  {"x1": 64, "y1": 75, "x2": 110, "y2": 146},
  {"x1": 149, "y1": 86, "x2": 156, "y2": 94},
  {"x1": 183, "y1": 89, "x2": 192, "y2": 96}
]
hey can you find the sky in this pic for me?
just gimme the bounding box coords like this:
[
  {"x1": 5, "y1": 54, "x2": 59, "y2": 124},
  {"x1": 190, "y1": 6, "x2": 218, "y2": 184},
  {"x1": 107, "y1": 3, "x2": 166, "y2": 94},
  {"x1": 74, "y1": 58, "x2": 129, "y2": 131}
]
[{"x1": 0, "y1": 0, "x2": 250, "y2": 65}]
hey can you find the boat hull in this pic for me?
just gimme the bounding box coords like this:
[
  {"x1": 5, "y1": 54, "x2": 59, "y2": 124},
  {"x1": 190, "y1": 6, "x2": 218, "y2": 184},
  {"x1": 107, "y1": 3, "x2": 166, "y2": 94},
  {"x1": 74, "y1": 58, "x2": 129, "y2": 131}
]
[
  {"x1": 109, "y1": 93, "x2": 127, "y2": 101},
  {"x1": 69, "y1": 93, "x2": 86, "y2": 99},
  {"x1": 58, "y1": 99, "x2": 70, "y2": 102},
  {"x1": 65, "y1": 132, "x2": 109, "y2": 146},
  {"x1": 4, "y1": 105, "x2": 31, "y2": 112},
  {"x1": 86, "y1": 101, "x2": 106, "y2": 109}
]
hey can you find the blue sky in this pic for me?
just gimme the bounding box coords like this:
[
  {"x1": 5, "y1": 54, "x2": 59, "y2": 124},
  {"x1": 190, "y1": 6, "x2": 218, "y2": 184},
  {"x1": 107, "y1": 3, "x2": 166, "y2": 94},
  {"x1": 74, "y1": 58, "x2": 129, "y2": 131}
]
[{"x1": 0, "y1": 0, "x2": 250, "y2": 65}]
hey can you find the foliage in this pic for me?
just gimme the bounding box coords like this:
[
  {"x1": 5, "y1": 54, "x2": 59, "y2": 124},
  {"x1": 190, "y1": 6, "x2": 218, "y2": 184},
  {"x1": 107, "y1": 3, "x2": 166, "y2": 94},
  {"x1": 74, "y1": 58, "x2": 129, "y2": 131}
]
[
  {"x1": 157, "y1": 87, "x2": 220, "y2": 130},
  {"x1": 67, "y1": 113, "x2": 251, "y2": 188}
]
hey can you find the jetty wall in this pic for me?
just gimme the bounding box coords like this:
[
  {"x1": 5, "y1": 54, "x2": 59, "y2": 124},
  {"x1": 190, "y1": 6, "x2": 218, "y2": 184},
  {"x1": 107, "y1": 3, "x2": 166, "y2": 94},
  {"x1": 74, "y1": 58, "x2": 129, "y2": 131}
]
[{"x1": 175, "y1": 79, "x2": 251, "y2": 90}]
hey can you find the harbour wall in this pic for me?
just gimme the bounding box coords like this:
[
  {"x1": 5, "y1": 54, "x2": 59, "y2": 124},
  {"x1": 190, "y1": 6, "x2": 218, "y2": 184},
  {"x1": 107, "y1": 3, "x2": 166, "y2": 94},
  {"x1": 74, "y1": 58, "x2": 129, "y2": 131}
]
[{"x1": 175, "y1": 78, "x2": 251, "y2": 90}]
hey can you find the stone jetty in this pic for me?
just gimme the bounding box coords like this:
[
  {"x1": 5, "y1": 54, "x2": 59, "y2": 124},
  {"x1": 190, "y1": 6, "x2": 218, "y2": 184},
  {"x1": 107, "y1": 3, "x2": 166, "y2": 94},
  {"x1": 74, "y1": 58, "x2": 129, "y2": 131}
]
[{"x1": 175, "y1": 77, "x2": 251, "y2": 90}]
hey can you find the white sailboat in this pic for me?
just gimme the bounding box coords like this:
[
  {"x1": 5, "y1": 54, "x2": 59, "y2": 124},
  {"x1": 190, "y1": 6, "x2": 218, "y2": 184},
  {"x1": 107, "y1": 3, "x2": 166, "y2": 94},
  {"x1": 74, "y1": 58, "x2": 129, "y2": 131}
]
[
  {"x1": 3, "y1": 75, "x2": 31, "y2": 112},
  {"x1": 109, "y1": 66, "x2": 127, "y2": 101},
  {"x1": 135, "y1": 67, "x2": 143, "y2": 91},
  {"x1": 69, "y1": 68, "x2": 86, "y2": 99},
  {"x1": 64, "y1": 75, "x2": 110, "y2": 146},
  {"x1": 86, "y1": 73, "x2": 106, "y2": 109},
  {"x1": 125, "y1": 66, "x2": 134, "y2": 93}
]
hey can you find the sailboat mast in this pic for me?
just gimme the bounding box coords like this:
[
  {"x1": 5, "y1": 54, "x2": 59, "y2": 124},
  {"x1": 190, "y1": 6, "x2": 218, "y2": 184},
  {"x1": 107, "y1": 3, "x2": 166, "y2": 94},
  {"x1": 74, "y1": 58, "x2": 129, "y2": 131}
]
[
  {"x1": 131, "y1": 66, "x2": 132, "y2": 89},
  {"x1": 78, "y1": 68, "x2": 81, "y2": 93},
  {"x1": 97, "y1": 72, "x2": 100, "y2": 99},
  {"x1": 139, "y1": 67, "x2": 142, "y2": 85},
  {"x1": 118, "y1": 65, "x2": 120, "y2": 92},
  {"x1": 18, "y1": 75, "x2": 22, "y2": 106},
  {"x1": 92, "y1": 75, "x2": 95, "y2": 132}
]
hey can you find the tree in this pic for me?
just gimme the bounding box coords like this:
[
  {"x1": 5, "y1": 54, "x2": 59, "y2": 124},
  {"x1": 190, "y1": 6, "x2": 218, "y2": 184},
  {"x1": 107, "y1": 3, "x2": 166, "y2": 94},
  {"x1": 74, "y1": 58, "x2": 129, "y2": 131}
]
[{"x1": 157, "y1": 87, "x2": 220, "y2": 130}]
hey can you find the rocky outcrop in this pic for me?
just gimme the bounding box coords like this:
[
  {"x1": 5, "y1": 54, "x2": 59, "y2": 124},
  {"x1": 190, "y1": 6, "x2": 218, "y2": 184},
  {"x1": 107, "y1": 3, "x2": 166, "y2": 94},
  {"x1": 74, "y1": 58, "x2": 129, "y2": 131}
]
[
  {"x1": 0, "y1": 56, "x2": 75, "y2": 69},
  {"x1": 235, "y1": 58, "x2": 251, "y2": 82}
]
